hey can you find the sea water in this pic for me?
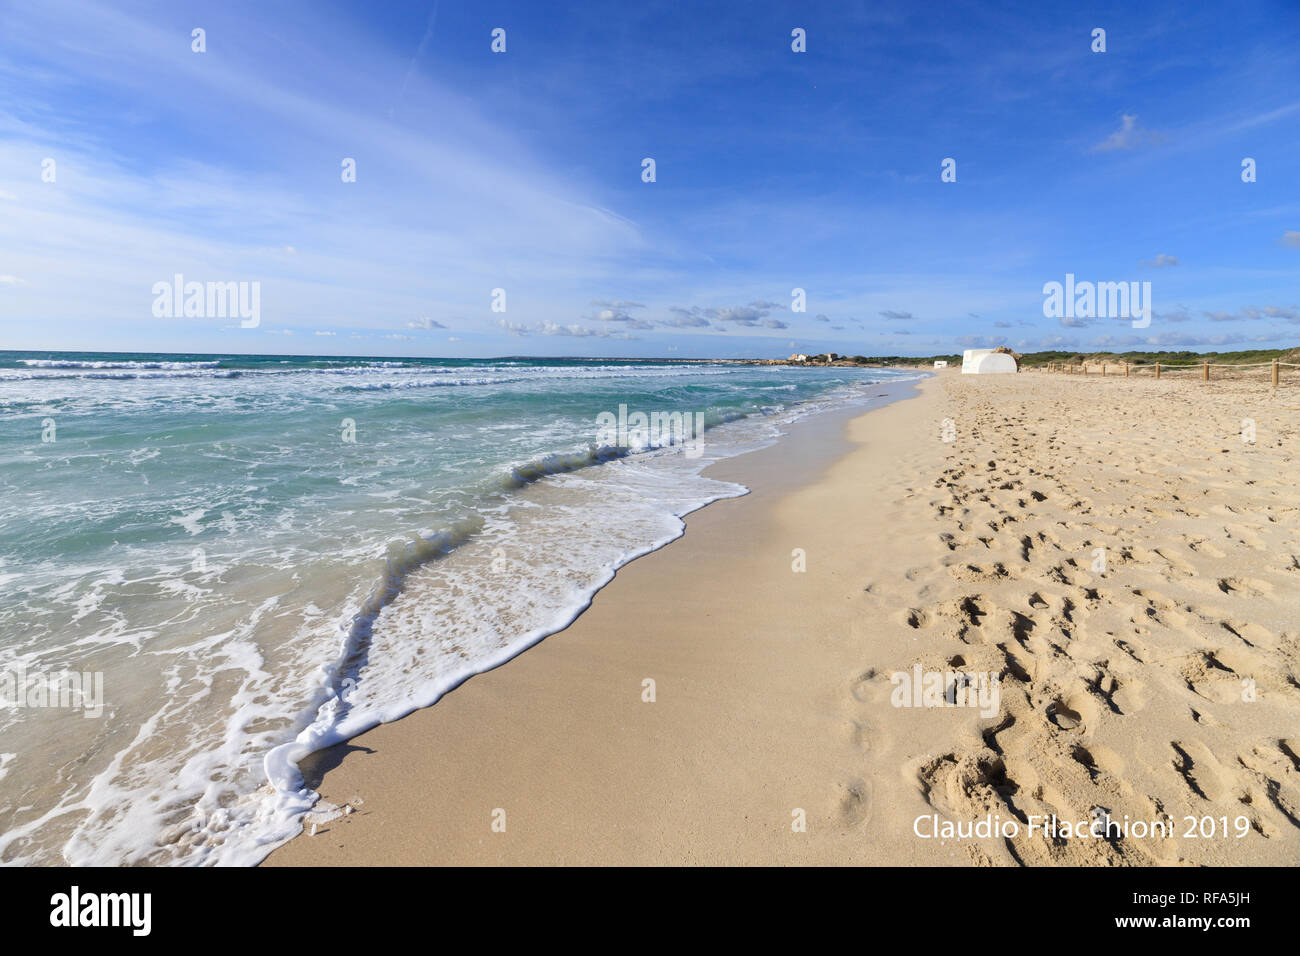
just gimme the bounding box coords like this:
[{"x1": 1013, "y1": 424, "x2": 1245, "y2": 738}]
[{"x1": 0, "y1": 351, "x2": 918, "y2": 865}]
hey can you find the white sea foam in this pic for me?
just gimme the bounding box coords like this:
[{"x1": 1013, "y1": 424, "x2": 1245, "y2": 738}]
[
  {"x1": 0, "y1": 357, "x2": 921, "y2": 866},
  {"x1": 18, "y1": 359, "x2": 222, "y2": 369}
]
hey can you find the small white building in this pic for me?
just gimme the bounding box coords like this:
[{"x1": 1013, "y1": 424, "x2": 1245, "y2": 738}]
[
  {"x1": 788, "y1": 353, "x2": 809, "y2": 363},
  {"x1": 961, "y1": 349, "x2": 1018, "y2": 374},
  {"x1": 933, "y1": 360, "x2": 948, "y2": 369}
]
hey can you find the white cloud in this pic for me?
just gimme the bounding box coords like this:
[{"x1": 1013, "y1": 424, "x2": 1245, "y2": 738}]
[
  {"x1": 1091, "y1": 114, "x2": 1165, "y2": 152},
  {"x1": 668, "y1": 300, "x2": 788, "y2": 328},
  {"x1": 663, "y1": 308, "x2": 710, "y2": 328},
  {"x1": 1239, "y1": 304, "x2": 1300, "y2": 321},
  {"x1": 1141, "y1": 253, "x2": 1179, "y2": 267},
  {"x1": 590, "y1": 299, "x2": 646, "y2": 309},
  {"x1": 539, "y1": 321, "x2": 633, "y2": 338},
  {"x1": 0, "y1": 1, "x2": 648, "y2": 343}
]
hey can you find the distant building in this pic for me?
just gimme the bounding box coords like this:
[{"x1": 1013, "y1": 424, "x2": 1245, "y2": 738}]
[
  {"x1": 961, "y1": 349, "x2": 1018, "y2": 374},
  {"x1": 933, "y1": 360, "x2": 948, "y2": 368},
  {"x1": 788, "y1": 353, "x2": 809, "y2": 362}
]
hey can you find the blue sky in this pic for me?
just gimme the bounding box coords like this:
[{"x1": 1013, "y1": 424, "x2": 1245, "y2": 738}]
[{"x1": 1, "y1": 0, "x2": 1297, "y2": 358}]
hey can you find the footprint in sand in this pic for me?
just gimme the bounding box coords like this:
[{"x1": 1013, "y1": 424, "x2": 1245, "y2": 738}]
[
  {"x1": 1170, "y1": 740, "x2": 1230, "y2": 803},
  {"x1": 849, "y1": 668, "x2": 882, "y2": 703},
  {"x1": 904, "y1": 608, "x2": 932, "y2": 629},
  {"x1": 844, "y1": 718, "x2": 872, "y2": 753},
  {"x1": 1219, "y1": 620, "x2": 1272, "y2": 647},
  {"x1": 1046, "y1": 696, "x2": 1091, "y2": 734},
  {"x1": 1214, "y1": 576, "x2": 1275, "y2": 598},
  {"x1": 832, "y1": 777, "x2": 873, "y2": 828},
  {"x1": 1187, "y1": 536, "x2": 1228, "y2": 559},
  {"x1": 1234, "y1": 744, "x2": 1300, "y2": 833},
  {"x1": 1068, "y1": 744, "x2": 1134, "y2": 799}
]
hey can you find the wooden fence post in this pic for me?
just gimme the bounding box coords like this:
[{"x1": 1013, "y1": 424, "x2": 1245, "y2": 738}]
[
  {"x1": 1273, "y1": 358, "x2": 1279, "y2": 388},
  {"x1": 1202, "y1": 362, "x2": 1209, "y2": 382},
  {"x1": 1155, "y1": 363, "x2": 1161, "y2": 379},
  {"x1": 1124, "y1": 362, "x2": 1129, "y2": 377}
]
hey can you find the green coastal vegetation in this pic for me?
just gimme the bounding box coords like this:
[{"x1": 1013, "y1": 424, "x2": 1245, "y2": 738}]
[{"x1": 783, "y1": 347, "x2": 1300, "y2": 369}]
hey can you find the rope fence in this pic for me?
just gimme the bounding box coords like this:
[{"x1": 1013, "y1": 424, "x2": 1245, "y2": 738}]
[{"x1": 1035, "y1": 358, "x2": 1300, "y2": 387}]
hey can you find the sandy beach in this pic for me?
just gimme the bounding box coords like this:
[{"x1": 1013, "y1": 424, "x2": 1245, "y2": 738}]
[{"x1": 268, "y1": 370, "x2": 1300, "y2": 866}]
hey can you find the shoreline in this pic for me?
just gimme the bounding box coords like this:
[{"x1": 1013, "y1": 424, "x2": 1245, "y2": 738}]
[
  {"x1": 266, "y1": 375, "x2": 935, "y2": 865},
  {"x1": 267, "y1": 371, "x2": 1300, "y2": 866}
]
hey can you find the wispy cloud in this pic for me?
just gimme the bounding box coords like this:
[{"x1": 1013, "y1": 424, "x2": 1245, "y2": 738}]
[
  {"x1": 2, "y1": 1, "x2": 1295, "y2": 358},
  {"x1": 498, "y1": 318, "x2": 635, "y2": 339},
  {"x1": 1091, "y1": 114, "x2": 1165, "y2": 152},
  {"x1": 667, "y1": 302, "x2": 781, "y2": 328},
  {"x1": 539, "y1": 321, "x2": 634, "y2": 338},
  {"x1": 1141, "y1": 253, "x2": 1179, "y2": 267}
]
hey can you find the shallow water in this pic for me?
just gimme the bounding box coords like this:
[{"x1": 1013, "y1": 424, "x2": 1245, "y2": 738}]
[{"x1": 0, "y1": 351, "x2": 918, "y2": 865}]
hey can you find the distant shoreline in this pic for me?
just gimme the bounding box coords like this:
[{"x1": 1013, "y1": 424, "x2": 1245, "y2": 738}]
[{"x1": 2, "y1": 346, "x2": 1295, "y2": 372}]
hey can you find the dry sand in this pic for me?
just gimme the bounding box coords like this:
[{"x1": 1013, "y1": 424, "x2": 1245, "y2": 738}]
[{"x1": 268, "y1": 370, "x2": 1300, "y2": 866}]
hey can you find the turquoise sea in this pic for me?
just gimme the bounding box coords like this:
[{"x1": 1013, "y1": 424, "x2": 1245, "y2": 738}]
[{"x1": 0, "y1": 350, "x2": 919, "y2": 864}]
